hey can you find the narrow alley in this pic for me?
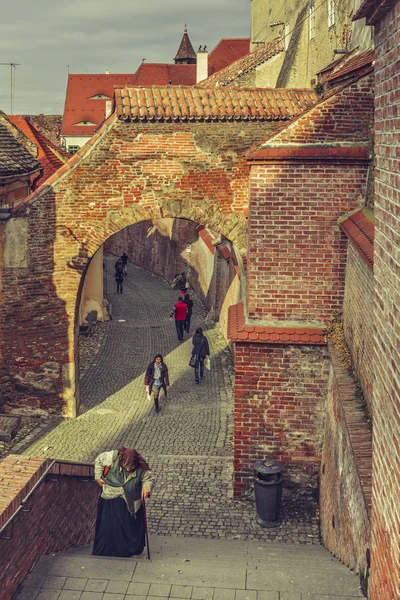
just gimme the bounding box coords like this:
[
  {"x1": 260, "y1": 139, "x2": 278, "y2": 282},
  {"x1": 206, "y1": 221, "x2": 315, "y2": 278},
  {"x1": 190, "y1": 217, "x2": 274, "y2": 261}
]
[{"x1": 21, "y1": 258, "x2": 319, "y2": 544}]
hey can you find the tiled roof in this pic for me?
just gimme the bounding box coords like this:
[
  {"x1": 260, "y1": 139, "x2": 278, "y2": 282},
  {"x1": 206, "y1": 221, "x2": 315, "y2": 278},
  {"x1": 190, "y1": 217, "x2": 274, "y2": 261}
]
[
  {"x1": 353, "y1": 0, "x2": 396, "y2": 24},
  {"x1": 174, "y1": 32, "x2": 196, "y2": 62},
  {"x1": 129, "y1": 64, "x2": 196, "y2": 87},
  {"x1": 0, "y1": 115, "x2": 41, "y2": 178},
  {"x1": 228, "y1": 303, "x2": 326, "y2": 345},
  {"x1": 62, "y1": 74, "x2": 132, "y2": 137},
  {"x1": 325, "y1": 50, "x2": 375, "y2": 86},
  {"x1": 339, "y1": 207, "x2": 374, "y2": 269},
  {"x1": 114, "y1": 86, "x2": 318, "y2": 122},
  {"x1": 27, "y1": 115, "x2": 63, "y2": 147},
  {"x1": 208, "y1": 38, "x2": 250, "y2": 75},
  {"x1": 199, "y1": 38, "x2": 284, "y2": 88},
  {"x1": 8, "y1": 116, "x2": 69, "y2": 187}
]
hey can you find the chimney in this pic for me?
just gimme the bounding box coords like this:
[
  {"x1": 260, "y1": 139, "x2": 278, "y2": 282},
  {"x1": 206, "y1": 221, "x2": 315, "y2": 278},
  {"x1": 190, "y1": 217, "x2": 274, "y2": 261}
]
[
  {"x1": 196, "y1": 48, "x2": 208, "y2": 83},
  {"x1": 105, "y1": 100, "x2": 113, "y2": 119},
  {"x1": 104, "y1": 70, "x2": 110, "y2": 74}
]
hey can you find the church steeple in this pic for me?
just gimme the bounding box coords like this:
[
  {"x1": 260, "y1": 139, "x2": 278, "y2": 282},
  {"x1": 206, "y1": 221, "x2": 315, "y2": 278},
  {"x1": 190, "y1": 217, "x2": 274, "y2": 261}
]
[{"x1": 174, "y1": 25, "x2": 197, "y2": 65}]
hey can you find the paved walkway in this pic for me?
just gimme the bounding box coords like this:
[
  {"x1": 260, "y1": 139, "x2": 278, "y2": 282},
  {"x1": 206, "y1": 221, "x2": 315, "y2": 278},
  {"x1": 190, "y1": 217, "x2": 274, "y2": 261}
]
[
  {"x1": 14, "y1": 535, "x2": 364, "y2": 600},
  {"x1": 20, "y1": 259, "x2": 320, "y2": 545},
  {"x1": 11, "y1": 259, "x2": 364, "y2": 599}
]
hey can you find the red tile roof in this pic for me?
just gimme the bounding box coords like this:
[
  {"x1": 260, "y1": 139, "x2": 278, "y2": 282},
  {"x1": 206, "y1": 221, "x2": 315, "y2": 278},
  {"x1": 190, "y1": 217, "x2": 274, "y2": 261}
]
[
  {"x1": 339, "y1": 207, "x2": 374, "y2": 269},
  {"x1": 208, "y1": 38, "x2": 250, "y2": 75},
  {"x1": 129, "y1": 64, "x2": 197, "y2": 87},
  {"x1": 353, "y1": 0, "x2": 396, "y2": 24},
  {"x1": 174, "y1": 32, "x2": 196, "y2": 63},
  {"x1": 228, "y1": 303, "x2": 326, "y2": 345},
  {"x1": 114, "y1": 86, "x2": 318, "y2": 122},
  {"x1": 199, "y1": 38, "x2": 284, "y2": 88},
  {"x1": 325, "y1": 50, "x2": 375, "y2": 86},
  {"x1": 8, "y1": 116, "x2": 70, "y2": 187},
  {"x1": 62, "y1": 74, "x2": 132, "y2": 137}
]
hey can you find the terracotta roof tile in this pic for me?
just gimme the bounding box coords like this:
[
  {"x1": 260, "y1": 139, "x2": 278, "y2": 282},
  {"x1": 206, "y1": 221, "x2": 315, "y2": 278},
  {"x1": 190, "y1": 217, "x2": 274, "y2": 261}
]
[
  {"x1": 8, "y1": 116, "x2": 69, "y2": 187},
  {"x1": 353, "y1": 0, "x2": 396, "y2": 24},
  {"x1": 208, "y1": 39, "x2": 250, "y2": 75},
  {"x1": 115, "y1": 86, "x2": 318, "y2": 122},
  {"x1": 62, "y1": 74, "x2": 132, "y2": 137},
  {"x1": 199, "y1": 38, "x2": 284, "y2": 88},
  {"x1": 227, "y1": 303, "x2": 326, "y2": 345},
  {"x1": 339, "y1": 207, "x2": 374, "y2": 269},
  {"x1": 325, "y1": 50, "x2": 375, "y2": 86}
]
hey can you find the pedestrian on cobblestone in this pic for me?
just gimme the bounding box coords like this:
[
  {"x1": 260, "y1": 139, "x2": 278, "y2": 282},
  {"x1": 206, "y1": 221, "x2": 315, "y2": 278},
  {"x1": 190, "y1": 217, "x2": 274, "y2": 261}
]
[
  {"x1": 115, "y1": 269, "x2": 124, "y2": 293},
  {"x1": 191, "y1": 327, "x2": 210, "y2": 384},
  {"x1": 93, "y1": 447, "x2": 154, "y2": 557},
  {"x1": 145, "y1": 354, "x2": 169, "y2": 413},
  {"x1": 178, "y1": 272, "x2": 189, "y2": 298},
  {"x1": 183, "y1": 293, "x2": 194, "y2": 333},
  {"x1": 115, "y1": 257, "x2": 124, "y2": 273},
  {"x1": 120, "y1": 252, "x2": 128, "y2": 276},
  {"x1": 170, "y1": 297, "x2": 187, "y2": 342}
]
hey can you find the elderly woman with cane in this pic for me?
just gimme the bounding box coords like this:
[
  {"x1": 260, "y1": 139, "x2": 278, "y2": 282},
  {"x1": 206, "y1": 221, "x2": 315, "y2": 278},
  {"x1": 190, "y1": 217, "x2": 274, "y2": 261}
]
[{"x1": 93, "y1": 447, "x2": 154, "y2": 557}]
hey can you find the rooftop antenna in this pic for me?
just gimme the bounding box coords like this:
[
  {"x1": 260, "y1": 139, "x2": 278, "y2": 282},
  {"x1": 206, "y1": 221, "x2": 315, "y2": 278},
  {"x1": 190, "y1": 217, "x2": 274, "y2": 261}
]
[
  {"x1": 184, "y1": 23, "x2": 187, "y2": 33},
  {"x1": 0, "y1": 62, "x2": 20, "y2": 114}
]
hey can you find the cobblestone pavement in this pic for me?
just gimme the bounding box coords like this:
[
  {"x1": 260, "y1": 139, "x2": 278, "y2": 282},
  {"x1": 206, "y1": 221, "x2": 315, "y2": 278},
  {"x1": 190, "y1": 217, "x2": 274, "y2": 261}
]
[{"x1": 19, "y1": 258, "x2": 320, "y2": 544}]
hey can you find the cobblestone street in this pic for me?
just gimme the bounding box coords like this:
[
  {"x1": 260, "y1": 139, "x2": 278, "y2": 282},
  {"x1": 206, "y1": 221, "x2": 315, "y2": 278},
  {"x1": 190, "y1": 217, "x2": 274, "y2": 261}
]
[{"x1": 17, "y1": 258, "x2": 320, "y2": 544}]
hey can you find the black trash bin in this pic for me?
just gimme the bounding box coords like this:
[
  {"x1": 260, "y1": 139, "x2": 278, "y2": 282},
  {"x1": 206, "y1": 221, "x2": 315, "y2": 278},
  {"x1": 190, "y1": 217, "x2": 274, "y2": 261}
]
[{"x1": 254, "y1": 459, "x2": 284, "y2": 528}]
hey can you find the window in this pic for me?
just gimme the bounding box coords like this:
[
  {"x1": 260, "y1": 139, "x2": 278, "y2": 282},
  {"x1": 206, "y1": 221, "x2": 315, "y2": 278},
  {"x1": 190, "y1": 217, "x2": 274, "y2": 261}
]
[
  {"x1": 328, "y1": 0, "x2": 336, "y2": 28},
  {"x1": 310, "y1": 2, "x2": 315, "y2": 40},
  {"x1": 89, "y1": 94, "x2": 111, "y2": 100},
  {"x1": 74, "y1": 120, "x2": 96, "y2": 126},
  {"x1": 285, "y1": 22, "x2": 291, "y2": 50},
  {"x1": 68, "y1": 145, "x2": 80, "y2": 155}
]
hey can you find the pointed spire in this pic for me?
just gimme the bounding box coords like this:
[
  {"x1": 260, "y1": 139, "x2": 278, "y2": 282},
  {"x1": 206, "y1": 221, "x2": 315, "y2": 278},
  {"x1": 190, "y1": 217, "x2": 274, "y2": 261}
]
[{"x1": 174, "y1": 26, "x2": 196, "y2": 64}]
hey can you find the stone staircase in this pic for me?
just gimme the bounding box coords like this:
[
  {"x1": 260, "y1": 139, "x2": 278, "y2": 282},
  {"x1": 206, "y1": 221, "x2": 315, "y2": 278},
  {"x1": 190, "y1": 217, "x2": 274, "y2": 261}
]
[{"x1": 14, "y1": 535, "x2": 364, "y2": 600}]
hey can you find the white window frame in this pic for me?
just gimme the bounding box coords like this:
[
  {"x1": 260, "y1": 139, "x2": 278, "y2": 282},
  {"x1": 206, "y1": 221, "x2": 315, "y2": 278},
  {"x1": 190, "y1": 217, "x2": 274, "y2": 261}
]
[
  {"x1": 285, "y1": 22, "x2": 291, "y2": 50},
  {"x1": 328, "y1": 0, "x2": 336, "y2": 28},
  {"x1": 310, "y1": 2, "x2": 315, "y2": 40}
]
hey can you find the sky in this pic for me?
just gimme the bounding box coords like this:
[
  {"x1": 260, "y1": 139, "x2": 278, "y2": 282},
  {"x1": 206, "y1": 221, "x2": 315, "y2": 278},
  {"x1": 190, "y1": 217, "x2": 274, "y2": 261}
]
[{"x1": 0, "y1": 0, "x2": 250, "y2": 116}]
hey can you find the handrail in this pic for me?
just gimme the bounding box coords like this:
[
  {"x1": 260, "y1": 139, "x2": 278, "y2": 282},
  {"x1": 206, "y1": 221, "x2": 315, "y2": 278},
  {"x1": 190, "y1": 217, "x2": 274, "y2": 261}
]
[{"x1": 0, "y1": 460, "x2": 56, "y2": 540}]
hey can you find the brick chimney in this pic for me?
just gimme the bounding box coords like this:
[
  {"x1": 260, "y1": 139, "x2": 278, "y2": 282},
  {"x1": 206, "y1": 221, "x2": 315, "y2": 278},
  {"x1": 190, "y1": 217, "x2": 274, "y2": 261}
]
[{"x1": 196, "y1": 48, "x2": 209, "y2": 83}]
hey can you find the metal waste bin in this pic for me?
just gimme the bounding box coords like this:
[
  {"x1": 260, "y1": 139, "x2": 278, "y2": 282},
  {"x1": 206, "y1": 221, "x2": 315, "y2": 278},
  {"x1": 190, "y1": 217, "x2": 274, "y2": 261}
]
[{"x1": 254, "y1": 459, "x2": 284, "y2": 528}]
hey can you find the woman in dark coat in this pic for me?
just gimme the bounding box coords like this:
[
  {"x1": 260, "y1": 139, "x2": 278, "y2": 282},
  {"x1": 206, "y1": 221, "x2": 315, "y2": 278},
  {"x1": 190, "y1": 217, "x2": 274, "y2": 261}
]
[
  {"x1": 191, "y1": 327, "x2": 210, "y2": 384},
  {"x1": 93, "y1": 447, "x2": 154, "y2": 557},
  {"x1": 144, "y1": 354, "x2": 169, "y2": 413}
]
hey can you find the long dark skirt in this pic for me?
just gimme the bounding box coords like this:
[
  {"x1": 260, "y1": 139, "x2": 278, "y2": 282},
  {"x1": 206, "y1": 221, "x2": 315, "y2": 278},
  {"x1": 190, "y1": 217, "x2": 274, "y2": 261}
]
[{"x1": 92, "y1": 496, "x2": 145, "y2": 557}]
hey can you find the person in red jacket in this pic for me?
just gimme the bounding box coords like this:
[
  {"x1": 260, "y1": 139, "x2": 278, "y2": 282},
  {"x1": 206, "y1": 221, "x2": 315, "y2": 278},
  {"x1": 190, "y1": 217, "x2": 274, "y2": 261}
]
[{"x1": 170, "y1": 297, "x2": 187, "y2": 343}]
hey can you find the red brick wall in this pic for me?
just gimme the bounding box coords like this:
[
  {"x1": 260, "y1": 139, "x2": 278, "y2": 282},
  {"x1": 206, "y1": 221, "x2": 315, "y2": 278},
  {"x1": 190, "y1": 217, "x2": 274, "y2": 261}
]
[
  {"x1": 370, "y1": 3, "x2": 400, "y2": 598},
  {"x1": 0, "y1": 455, "x2": 98, "y2": 600},
  {"x1": 320, "y1": 346, "x2": 371, "y2": 587},
  {"x1": 342, "y1": 242, "x2": 374, "y2": 417},
  {"x1": 247, "y1": 161, "x2": 368, "y2": 322},
  {"x1": 233, "y1": 341, "x2": 330, "y2": 494},
  {"x1": 3, "y1": 120, "x2": 274, "y2": 415}
]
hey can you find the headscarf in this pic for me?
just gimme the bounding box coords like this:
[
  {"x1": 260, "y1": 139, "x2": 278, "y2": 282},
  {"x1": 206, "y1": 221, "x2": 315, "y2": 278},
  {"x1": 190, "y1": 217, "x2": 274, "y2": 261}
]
[{"x1": 117, "y1": 447, "x2": 150, "y2": 471}]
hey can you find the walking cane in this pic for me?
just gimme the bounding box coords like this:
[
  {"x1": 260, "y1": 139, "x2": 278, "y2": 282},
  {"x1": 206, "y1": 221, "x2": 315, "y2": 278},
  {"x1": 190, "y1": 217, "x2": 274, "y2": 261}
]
[{"x1": 143, "y1": 498, "x2": 151, "y2": 559}]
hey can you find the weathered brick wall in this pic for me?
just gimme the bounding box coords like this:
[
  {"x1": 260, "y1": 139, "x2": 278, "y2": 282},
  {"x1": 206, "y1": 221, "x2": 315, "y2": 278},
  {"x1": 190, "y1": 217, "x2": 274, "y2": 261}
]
[
  {"x1": 233, "y1": 341, "x2": 330, "y2": 494},
  {"x1": 342, "y1": 241, "x2": 374, "y2": 417},
  {"x1": 370, "y1": 3, "x2": 400, "y2": 598},
  {"x1": 320, "y1": 345, "x2": 371, "y2": 587},
  {"x1": 247, "y1": 161, "x2": 368, "y2": 322},
  {"x1": 0, "y1": 455, "x2": 98, "y2": 600},
  {"x1": 3, "y1": 119, "x2": 275, "y2": 416}
]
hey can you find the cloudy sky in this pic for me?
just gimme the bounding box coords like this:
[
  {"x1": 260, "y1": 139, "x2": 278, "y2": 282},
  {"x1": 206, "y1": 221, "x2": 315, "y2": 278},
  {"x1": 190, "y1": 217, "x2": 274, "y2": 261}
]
[{"x1": 0, "y1": 0, "x2": 250, "y2": 116}]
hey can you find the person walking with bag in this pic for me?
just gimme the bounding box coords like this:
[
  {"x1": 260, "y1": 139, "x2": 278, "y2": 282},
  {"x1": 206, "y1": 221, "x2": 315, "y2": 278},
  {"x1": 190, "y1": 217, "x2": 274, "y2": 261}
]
[
  {"x1": 93, "y1": 447, "x2": 154, "y2": 557},
  {"x1": 145, "y1": 354, "x2": 169, "y2": 413},
  {"x1": 115, "y1": 268, "x2": 124, "y2": 293},
  {"x1": 178, "y1": 272, "x2": 189, "y2": 298},
  {"x1": 190, "y1": 327, "x2": 210, "y2": 384}
]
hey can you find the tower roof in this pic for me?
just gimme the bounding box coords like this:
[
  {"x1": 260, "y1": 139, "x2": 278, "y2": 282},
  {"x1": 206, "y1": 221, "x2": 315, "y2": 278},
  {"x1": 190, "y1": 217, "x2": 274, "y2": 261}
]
[{"x1": 174, "y1": 27, "x2": 196, "y2": 64}]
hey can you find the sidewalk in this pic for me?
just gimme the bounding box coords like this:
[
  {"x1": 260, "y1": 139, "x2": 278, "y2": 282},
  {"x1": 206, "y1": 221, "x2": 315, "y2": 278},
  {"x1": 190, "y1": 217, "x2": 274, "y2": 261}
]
[{"x1": 14, "y1": 535, "x2": 364, "y2": 600}]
